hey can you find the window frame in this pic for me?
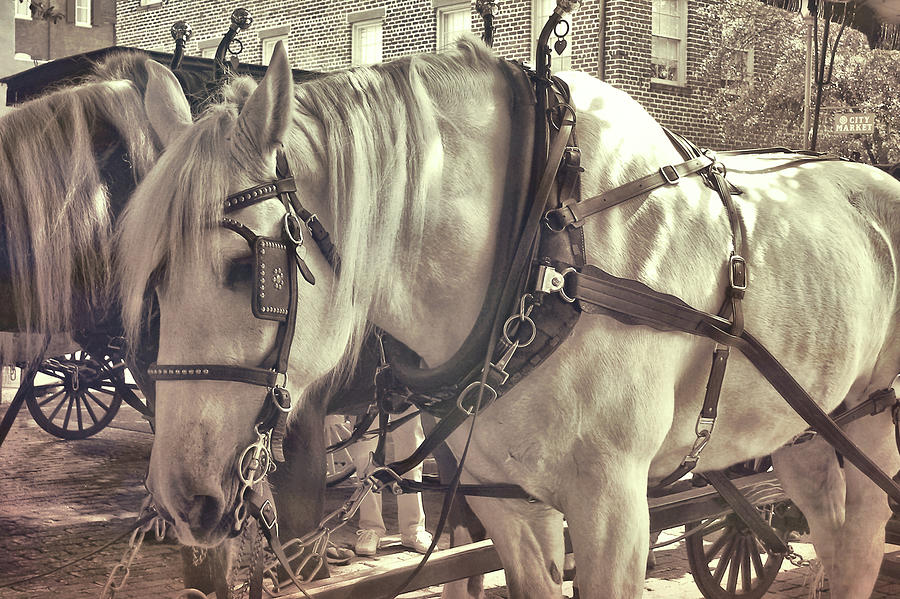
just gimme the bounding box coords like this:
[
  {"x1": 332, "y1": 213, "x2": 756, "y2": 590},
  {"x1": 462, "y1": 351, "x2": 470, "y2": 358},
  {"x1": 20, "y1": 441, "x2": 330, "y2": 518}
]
[
  {"x1": 258, "y1": 26, "x2": 291, "y2": 66},
  {"x1": 15, "y1": 1, "x2": 32, "y2": 20},
  {"x1": 436, "y1": 2, "x2": 471, "y2": 52},
  {"x1": 650, "y1": 0, "x2": 688, "y2": 87},
  {"x1": 74, "y1": 0, "x2": 91, "y2": 27},
  {"x1": 531, "y1": 0, "x2": 572, "y2": 71},
  {"x1": 351, "y1": 18, "x2": 383, "y2": 66}
]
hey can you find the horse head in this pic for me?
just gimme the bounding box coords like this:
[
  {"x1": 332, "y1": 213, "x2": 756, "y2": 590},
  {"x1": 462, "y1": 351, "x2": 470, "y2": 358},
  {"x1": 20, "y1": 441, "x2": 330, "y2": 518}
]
[{"x1": 120, "y1": 44, "x2": 348, "y2": 546}]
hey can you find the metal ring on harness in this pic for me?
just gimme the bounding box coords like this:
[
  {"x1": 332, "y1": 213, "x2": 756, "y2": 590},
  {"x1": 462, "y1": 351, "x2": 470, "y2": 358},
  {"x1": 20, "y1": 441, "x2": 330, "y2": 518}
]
[
  {"x1": 284, "y1": 212, "x2": 304, "y2": 246},
  {"x1": 456, "y1": 381, "x2": 499, "y2": 416},
  {"x1": 559, "y1": 267, "x2": 577, "y2": 303},
  {"x1": 502, "y1": 313, "x2": 537, "y2": 347}
]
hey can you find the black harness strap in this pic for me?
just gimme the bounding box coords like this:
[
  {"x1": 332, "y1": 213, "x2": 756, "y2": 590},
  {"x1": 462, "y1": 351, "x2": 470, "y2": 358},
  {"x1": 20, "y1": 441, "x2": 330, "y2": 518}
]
[{"x1": 568, "y1": 264, "x2": 900, "y2": 503}]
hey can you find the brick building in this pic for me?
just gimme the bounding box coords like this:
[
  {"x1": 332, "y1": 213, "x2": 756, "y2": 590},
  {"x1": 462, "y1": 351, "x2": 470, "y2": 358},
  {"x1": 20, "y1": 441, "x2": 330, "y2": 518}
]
[
  {"x1": 14, "y1": 0, "x2": 117, "y2": 62},
  {"x1": 117, "y1": 0, "x2": 738, "y2": 148}
]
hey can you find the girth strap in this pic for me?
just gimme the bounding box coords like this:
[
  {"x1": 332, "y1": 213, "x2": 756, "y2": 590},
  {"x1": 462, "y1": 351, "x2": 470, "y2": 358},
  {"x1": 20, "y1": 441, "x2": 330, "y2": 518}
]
[{"x1": 569, "y1": 264, "x2": 900, "y2": 503}]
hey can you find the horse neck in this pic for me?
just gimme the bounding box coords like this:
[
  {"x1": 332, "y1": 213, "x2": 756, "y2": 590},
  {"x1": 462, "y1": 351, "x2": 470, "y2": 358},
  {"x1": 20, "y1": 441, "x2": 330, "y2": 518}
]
[{"x1": 286, "y1": 60, "x2": 513, "y2": 369}]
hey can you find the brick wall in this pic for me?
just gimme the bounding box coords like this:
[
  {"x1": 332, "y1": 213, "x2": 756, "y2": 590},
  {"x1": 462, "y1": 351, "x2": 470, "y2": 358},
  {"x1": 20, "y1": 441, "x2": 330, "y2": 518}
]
[
  {"x1": 15, "y1": 0, "x2": 116, "y2": 62},
  {"x1": 604, "y1": 0, "x2": 724, "y2": 149},
  {"x1": 116, "y1": 0, "x2": 744, "y2": 149}
]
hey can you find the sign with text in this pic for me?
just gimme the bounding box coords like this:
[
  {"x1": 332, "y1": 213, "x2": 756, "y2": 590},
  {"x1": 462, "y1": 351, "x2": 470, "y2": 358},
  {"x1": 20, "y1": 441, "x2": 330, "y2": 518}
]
[{"x1": 833, "y1": 112, "x2": 876, "y2": 134}]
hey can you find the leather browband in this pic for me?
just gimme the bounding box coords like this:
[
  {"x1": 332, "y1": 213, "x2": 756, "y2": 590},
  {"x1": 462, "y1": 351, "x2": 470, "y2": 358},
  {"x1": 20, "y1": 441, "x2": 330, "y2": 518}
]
[
  {"x1": 148, "y1": 364, "x2": 279, "y2": 387},
  {"x1": 224, "y1": 178, "x2": 297, "y2": 214}
]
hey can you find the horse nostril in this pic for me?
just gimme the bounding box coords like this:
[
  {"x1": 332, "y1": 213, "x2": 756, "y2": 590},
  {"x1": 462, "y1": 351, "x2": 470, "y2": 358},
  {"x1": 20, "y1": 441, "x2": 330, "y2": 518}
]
[{"x1": 182, "y1": 494, "x2": 225, "y2": 532}]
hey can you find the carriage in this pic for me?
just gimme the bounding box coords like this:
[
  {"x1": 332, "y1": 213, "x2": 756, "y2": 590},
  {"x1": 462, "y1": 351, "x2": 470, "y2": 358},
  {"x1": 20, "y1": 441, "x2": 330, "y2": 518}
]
[{"x1": 2, "y1": 4, "x2": 900, "y2": 599}]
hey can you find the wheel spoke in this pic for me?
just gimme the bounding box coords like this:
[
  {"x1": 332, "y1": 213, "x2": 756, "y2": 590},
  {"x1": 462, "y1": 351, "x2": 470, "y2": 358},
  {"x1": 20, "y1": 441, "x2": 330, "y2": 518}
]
[
  {"x1": 750, "y1": 538, "x2": 766, "y2": 577},
  {"x1": 741, "y1": 537, "x2": 753, "y2": 591},
  {"x1": 713, "y1": 532, "x2": 738, "y2": 584},
  {"x1": 62, "y1": 395, "x2": 74, "y2": 430},
  {"x1": 37, "y1": 389, "x2": 65, "y2": 408},
  {"x1": 84, "y1": 390, "x2": 111, "y2": 412},
  {"x1": 46, "y1": 392, "x2": 71, "y2": 421},
  {"x1": 75, "y1": 394, "x2": 84, "y2": 431},
  {"x1": 81, "y1": 393, "x2": 100, "y2": 425},
  {"x1": 726, "y1": 536, "x2": 743, "y2": 594},
  {"x1": 704, "y1": 525, "x2": 734, "y2": 562}
]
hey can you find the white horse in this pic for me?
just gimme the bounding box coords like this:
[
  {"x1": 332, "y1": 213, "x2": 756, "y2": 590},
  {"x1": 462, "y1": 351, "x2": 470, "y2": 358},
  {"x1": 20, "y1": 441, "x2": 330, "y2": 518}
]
[{"x1": 118, "y1": 38, "x2": 900, "y2": 598}]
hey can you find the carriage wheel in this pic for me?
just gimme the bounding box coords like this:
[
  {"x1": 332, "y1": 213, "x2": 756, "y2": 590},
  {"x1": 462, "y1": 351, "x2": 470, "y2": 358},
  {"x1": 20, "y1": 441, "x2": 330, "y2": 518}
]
[
  {"x1": 685, "y1": 505, "x2": 787, "y2": 599},
  {"x1": 325, "y1": 416, "x2": 357, "y2": 487},
  {"x1": 24, "y1": 350, "x2": 133, "y2": 440}
]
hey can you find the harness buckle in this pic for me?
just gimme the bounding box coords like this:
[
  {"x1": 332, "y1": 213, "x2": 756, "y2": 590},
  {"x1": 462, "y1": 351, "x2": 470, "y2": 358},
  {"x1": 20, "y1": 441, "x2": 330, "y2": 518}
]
[
  {"x1": 729, "y1": 254, "x2": 748, "y2": 293},
  {"x1": 535, "y1": 264, "x2": 577, "y2": 302},
  {"x1": 659, "y1": 164, "x2": 680, "y2": 185},
  {"x1": 257, "y1": 498, "x2": 278, "y2": 532}
]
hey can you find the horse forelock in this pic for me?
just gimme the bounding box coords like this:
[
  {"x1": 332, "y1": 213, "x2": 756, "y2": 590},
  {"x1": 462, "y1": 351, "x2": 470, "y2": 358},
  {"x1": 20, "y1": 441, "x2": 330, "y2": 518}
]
[
  {"x1": 0, "y1": 78, "x2": 156, "y2": 355},
  {"x1": 116, "y1": 105, "x2": 237, "y2": 349}
]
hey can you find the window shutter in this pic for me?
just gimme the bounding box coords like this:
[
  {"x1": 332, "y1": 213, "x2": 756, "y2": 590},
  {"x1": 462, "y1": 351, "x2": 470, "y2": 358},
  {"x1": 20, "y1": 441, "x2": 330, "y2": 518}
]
[
  {"x1": 92, "y1": 0, "x2": 102, "y2": 24},
  {"x1": 66, "y1": 0, "x2": 76, "y2": 23}
]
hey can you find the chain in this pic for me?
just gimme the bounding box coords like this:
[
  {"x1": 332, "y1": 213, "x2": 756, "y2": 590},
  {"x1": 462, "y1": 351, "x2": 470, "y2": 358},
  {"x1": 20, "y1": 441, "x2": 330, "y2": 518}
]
[
  {"x1": 786, "y1": 548, "x2": 812, "y2": 568},
  {"x1": 100, "y1": 507, "x2": 164, "y2": 599},
  {"x1": 263, "y1": 473, "x2": 381, "y2": 590}
]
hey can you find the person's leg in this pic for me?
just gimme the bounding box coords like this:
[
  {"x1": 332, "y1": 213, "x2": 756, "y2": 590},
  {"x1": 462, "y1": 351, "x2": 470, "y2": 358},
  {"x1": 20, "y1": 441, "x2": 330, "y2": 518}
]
[
  {"x1": 348, "y1": 418, "x2": 386, "y2": 555},
  {"x1": 391, "y1": 409, "x2": 432, "y2": 552}
]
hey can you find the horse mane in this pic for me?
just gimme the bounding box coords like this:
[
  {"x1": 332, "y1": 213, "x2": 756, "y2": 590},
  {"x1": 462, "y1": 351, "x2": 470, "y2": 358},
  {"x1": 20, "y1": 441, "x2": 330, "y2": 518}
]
[
  {"x1": 0, "y1": 54, "x2": 158, "y2": 357},
  {"x1": 117, "y1": 36, "x2": 501, "y2": 376}
]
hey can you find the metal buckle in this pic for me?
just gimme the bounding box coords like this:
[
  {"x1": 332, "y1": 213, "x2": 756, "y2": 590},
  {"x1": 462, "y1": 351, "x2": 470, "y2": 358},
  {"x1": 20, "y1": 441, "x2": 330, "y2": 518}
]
[
  {"x1": 258, "y1": 499, "x2": 278, "y2": 532},
  {"x1": 535, "y1": 264, "x2": 576, "y2": 303},
  {"x1": 729, "y1": 254, "x2": 747, "y2": 292},
  {"x1": 659, "y1": 164, "x2": 680, "y2": 184}
]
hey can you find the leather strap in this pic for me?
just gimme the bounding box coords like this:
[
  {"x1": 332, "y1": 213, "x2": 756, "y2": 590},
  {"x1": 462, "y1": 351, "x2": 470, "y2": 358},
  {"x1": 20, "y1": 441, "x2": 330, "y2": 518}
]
[
  {"x1": 397, "y1": 477, "x2": 533, "y2": 500},
  {"x1": 704, "y1": 470, "x2": 789, "y2": 555},
  {"x1": 570, "y1": 264, "x2": 900, "y2": 503},
  {"x1": 148, "y1": 364, "x2": 279, "y2": 387},
  {"x1": 544, "y1": 155, "x2": 712, "y2": 230},
  {"x1": 245, "y1": 488, "x2": 316, "y2": 598}
]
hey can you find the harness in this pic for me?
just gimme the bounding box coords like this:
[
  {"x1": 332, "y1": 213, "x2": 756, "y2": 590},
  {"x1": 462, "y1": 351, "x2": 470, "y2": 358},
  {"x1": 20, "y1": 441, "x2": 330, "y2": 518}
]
[{"x1": 145, "y1": 40, "x2": 900, "y2": 599}]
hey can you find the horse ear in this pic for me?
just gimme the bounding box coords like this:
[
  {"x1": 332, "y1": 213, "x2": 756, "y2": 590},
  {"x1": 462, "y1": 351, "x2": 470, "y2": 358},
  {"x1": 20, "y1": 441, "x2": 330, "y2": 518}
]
[
  {"x1": 236, "y1": 41, "x2": 293, "y2": 156},
  {"x1": 143, "y1": 59, "x2": 192, "y2": 148}
]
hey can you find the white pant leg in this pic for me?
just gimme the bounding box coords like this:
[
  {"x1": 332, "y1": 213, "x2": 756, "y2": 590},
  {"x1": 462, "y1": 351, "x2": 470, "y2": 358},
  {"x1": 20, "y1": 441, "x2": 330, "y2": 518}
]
[
  {"x1": 348, "y1": 419, "x2": 386, "y2": 536},
  {"x1": 391, "y1": 408, "x2": 426, "y2": 537}
]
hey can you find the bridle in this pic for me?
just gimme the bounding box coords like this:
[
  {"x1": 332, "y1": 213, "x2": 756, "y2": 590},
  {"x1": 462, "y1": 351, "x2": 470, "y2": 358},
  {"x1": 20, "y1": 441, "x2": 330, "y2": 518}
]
[{"x1": 145, "y1": 150, "x2": 338, "y2": 587}]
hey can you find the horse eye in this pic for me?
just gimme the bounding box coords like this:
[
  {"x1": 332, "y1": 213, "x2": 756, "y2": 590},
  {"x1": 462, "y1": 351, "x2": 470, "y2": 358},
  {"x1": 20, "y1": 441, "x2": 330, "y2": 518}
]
[{"x1": 225, "y1": 257, "x2": 253, "y2": 288}]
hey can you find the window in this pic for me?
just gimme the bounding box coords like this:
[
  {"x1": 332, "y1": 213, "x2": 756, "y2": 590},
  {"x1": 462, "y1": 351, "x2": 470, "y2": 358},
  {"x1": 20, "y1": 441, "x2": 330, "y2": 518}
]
[
  {"x1": 436, "y1": 3, "x2": 471, "y2": 52},
  {"x1": 198, "y1": 40, "x2": 219, "y2": 59},
  {"x1": 15, "y1": 1, "x2": 31, "y2": 19},
  {"x1": 722, "y1": 48, "x2": 754, "y2": 85},
  {"x1": 532, "y1": 0, "x2": 572, "y2": 71},
  {"x1": 258, "y1": 26, "x2": 291, "y2": 66},
  {"x1": 75, "y1": 0, "x2": 91, "y2": 26},
  {"x1": 352, "y1": 20, "x2": 383, "y2": 66},
  {"x1": 261, "y1": 36, "x2": 288, "y2": 66},
  {"x1": 651, "y1": 0, "x2": 688, "y2": 86}
]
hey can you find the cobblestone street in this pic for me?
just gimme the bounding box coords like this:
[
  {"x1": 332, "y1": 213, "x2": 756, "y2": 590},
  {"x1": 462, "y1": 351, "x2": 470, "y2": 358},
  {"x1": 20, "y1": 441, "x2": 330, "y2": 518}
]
[{"x1": 2, "y1": 398, "x2": 900, "y2": 598}]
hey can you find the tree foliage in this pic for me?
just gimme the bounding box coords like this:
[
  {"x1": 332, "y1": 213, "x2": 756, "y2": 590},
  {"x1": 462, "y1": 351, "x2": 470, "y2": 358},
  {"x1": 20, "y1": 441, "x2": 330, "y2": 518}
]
[{"x1": 702, "y1": 0, "x2": 900, "y2": 164}]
